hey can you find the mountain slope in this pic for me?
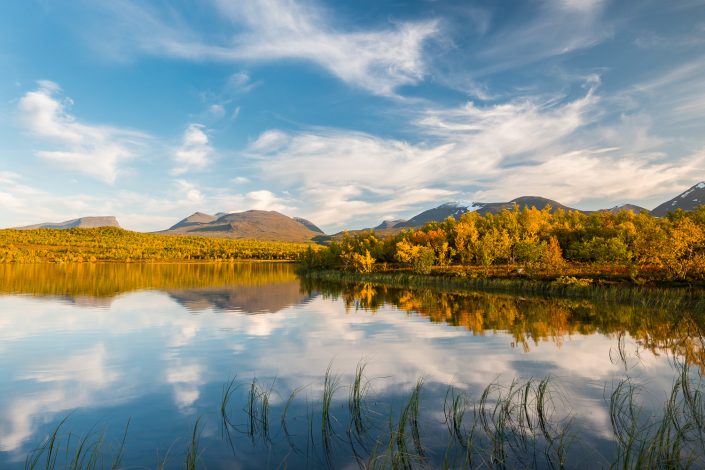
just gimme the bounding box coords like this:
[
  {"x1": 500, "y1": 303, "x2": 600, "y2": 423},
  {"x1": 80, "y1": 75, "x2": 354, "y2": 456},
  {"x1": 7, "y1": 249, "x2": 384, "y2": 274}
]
[
  {"x1": 162, "y1": 210, "x2": 322, "y2": 242},
  {"x1": 294, "y1": 217, "x2": 324, "y2": 234},
  {"x1": 16, "y1": 216, "x2": 121, "y2": 230},
  {"x1": 602, "y1": 204, "x2": 650, "y2": 214},
  {"x1": 396, "y1": 197, "x2": 578, "y2": 228},
  {"x1": 169, "y1": 212, "x2": 217, "y2": 230},
  {"x1": 652, "y1": 182, "x2": 705, "y2": 217},
  {"x1": 376, "y1": 219, "x2": 406, "y2": 229},
  {"x1": 474, "y1": 196, "x2": 577, "y2": 215},
  {"x1": 395, "y1": 203, "x2": 469, "y2": 228}
]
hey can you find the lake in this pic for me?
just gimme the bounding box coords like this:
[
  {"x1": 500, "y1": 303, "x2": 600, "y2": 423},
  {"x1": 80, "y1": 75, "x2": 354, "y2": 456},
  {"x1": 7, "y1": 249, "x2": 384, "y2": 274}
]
[{"x1": 0, "y1": 262, "x2": 703, "y2": 469}]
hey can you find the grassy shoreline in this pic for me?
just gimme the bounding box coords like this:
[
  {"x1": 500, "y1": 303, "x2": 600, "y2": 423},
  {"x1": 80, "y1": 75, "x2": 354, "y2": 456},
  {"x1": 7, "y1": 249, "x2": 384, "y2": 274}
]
[{"x1": 299, "y1": 268, "x2": 705, "y2": 305}]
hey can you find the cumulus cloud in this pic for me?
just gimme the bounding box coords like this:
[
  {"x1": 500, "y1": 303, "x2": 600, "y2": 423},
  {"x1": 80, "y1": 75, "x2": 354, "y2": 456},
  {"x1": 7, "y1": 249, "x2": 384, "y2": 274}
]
[
  {"x1": 88, "y1": 0, "x2": 438, "y2": 95},
  {"x1": 172, "y1": 124, "x2": 214, "y2": 175},
  {"x1": 17, "y1": 81, "x2": 147, "y2": 184}
]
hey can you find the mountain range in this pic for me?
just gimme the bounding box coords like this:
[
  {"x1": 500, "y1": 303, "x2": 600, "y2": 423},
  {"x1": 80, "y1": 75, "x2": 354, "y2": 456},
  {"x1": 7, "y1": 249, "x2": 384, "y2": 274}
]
[
  {"x1": 158, "y1": 210, "x2": 324, "y2": 243},
  {"x1": 15, "y1": 216, "x2": 121, "y2": 230},
  {"x1": 8, "y1": 181, "x2": 705, "y2": 242}
]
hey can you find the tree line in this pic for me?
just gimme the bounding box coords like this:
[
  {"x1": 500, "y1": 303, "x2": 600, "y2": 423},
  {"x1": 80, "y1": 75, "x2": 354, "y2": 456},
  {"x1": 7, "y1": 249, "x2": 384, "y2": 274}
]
[
  {"x1": 301, "y1": 205, "x2": 705, "y2": 281},
  {"x1": 0, "y1": 227, "x2": 313, "y2": 263}
]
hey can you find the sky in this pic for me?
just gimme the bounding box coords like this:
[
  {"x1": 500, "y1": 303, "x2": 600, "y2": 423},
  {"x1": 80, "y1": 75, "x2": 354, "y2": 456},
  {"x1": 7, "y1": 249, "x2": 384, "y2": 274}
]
[{"x1": 1, "y1": 0, "x2": 705, "y2": 232}]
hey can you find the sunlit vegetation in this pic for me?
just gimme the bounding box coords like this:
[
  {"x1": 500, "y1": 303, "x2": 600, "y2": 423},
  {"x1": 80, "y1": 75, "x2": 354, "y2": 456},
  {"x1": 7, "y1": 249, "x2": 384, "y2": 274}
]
[
  {"x1": 0, "y1": 262, "x2": 297, "y2": 297},
  {"x1": 23, "y1": 362, "x2": 705, "y2": 469},
  {"x1": 0, "y1": 227, "x2": 314, "y2": 263},
  {"x1": 301, "y1": 206, "x2": 705, "y2": 284},
  {"x1": 304, "y1": 279, "x2": 705, "y2": 370}
]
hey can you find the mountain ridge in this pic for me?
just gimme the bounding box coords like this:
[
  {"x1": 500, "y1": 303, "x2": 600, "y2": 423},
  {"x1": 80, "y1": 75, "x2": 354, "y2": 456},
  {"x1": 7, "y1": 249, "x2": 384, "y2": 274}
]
[
  {"x1": 651, "y1": 182, "x2": 705, "y2": 217},
  {"x1": 161, "y1": 210, "x2": 321, "y2": 243},
  {"x1": 9, "y1": 181, "x2": 705, "y2": 240},
  {"x1": 14, "y1": 216, "x2": 121, "y2": 230}
]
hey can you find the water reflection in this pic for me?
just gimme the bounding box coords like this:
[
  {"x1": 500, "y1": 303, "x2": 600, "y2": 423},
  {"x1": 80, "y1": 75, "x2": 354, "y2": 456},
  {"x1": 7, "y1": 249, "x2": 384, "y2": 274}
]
[
  {"x1": 303, "y1": 278, "x2": 705, "y2": 371},
  {"x1": 0, "y1": 263, "x2": 702, "y2": 467},
  {"x1": 0, "y1": 262, "x2": 306, "y2": 312}
]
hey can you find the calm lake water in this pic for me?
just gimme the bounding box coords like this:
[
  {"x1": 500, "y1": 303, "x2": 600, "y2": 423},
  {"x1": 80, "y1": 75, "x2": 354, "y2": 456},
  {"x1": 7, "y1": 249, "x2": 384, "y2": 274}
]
[{"x1": 0, "y1": 263, "x2": 703, "y2": 469}]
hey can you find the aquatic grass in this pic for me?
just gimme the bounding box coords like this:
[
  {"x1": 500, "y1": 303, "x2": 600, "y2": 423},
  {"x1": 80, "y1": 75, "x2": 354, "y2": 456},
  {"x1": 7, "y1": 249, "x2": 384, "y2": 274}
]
[
  {"x1": 23, "y1": 417, "x2": 131, "y2": 470},
  {"x1": 444, "y1": 385, "x2": 470, "y2": 449},
  {"x1": 281, "y1": 386, "x2": 306, "y2": 453},
  {"x1": 110, "y1": 419, "x2": 129, "y2": 470},
  {"x1": 24, "y1": 416, "x2": 67, "y2": 470},
  {"x1": 348, "y1": 360, "x2": 371, "y2": 437},
  {"x1": 321, "y1": 362, "x2": 342, "y2": 467},
  {"x1": 608, "y1": 361, "x2": 705, "y2": 469},
  {"x1": 239, "y1": 376, "x2": 277, "y2": 443},
  {"x1": 20, "y1": 361, "x2": 705, "y2": 469},
  {"x1": 185, "y1": 417, "x2": 202, "y2": 470},
  {"x1": 393, "y1": 378, "x2": 425, "y2": 469}
]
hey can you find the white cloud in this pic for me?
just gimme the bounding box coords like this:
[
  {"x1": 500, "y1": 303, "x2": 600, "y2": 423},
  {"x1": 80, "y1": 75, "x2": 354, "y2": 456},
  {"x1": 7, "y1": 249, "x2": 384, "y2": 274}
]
[
  {"x1": 172, "y1": 124, "x2": 214, "y2": 175},
  {"x1": 231, "y1": 176, "x2": 251, "y2": 185},
  {"x1": 89, "y1": 0, "x2": 439, "y2": 96},
  {"x1": 174, "y1": 179, "x2": 205, "y2": 205},
  {"x1": 17, "y1": 81, "x2": 147, "y2": 184},
  {"x1": 226, "y1": 72, "x2": 258, "y2": 94},
  {"x1": 245, "y1": 85, "x2": 705, "y2": 229},
  {"x1": 473, "y1": 0, "x2": 611, "y2": 74}
]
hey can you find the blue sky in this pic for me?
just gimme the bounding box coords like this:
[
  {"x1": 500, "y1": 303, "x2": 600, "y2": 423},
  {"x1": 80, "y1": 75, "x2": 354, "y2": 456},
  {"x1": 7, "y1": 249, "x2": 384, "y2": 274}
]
[{"x1": 1, "y1": 0, "x2": 704, "y2": 232}]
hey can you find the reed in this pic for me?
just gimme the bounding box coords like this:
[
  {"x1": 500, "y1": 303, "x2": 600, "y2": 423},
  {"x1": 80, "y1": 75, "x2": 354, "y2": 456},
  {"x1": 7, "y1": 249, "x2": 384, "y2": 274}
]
[
  {"x1": 185, "y1": 417, "x2": 202, "y2": 470},
  {"x1": 19, "y1": 361, "x2": 705, "y2": 469},
  {"x1": 321, "y1": 362, "x2": 341, "y2": 466}
]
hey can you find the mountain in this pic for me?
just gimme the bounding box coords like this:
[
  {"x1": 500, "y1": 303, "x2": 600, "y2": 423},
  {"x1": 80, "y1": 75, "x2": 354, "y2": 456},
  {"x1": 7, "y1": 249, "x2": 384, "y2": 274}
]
[
  {"x1": 395, "y1": 197, "x2": 578, "y2": 228},
  {"x1": 395, "y1": 203, "x2": 469, "y2": 228},
  {"x1": 293, "y1": 217, "x2": 324, "y2": 234},
  {"x1": 651, "y1": 182, "x2": 705, "y2": 217},
  {"x1": 15, "y1": 216, "x2": 121, "y2": 230},
  {"x1": 376, "y1": 219, "x2": 406, "y2": 229},
  {"x1": 602, "y1": 204, "x2": 650, "y2": 214},
  {"x1": 169, "y1": 212, "x2": 216, "y2": 230},
  {"x1": 161, "y1": 210, "x2": 322, "y2": 242},
  {"x1": 473, "y1": 196, "x2": 578, "y2": 215}
]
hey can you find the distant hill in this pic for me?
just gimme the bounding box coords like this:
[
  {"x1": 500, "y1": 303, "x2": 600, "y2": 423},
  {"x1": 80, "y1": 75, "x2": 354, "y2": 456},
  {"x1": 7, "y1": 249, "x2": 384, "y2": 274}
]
[
  {"x1": 394, "y1": 197, "x2": 578, "y2": 229},
  {"x1": 376, "y1": 219, "x2": 406, "y2": 229},
  {"x1": 395, "y1": 203, "x2": 469, "y2": 228},
  {"x1": 169, "y1": 212, "x2": 216, "y2": 230},
  {"x1": 161, "y1": 210, "x2": 322, "y2": 242},
  {"x1": 651, "y1": 182, "x2": 705, "y2": 217},
  {"x1": 15, "y1": 216, "x2": 121, "y2": 230},
  {"x1": 293, "y1": 217, "x2": 324, "y2": 234},
  {"x1": 473, "y1": 196, "x2": 578, "y2": 215},
  {"x1": 601, "y1": 204, "x2": 650, "y2": 214}
]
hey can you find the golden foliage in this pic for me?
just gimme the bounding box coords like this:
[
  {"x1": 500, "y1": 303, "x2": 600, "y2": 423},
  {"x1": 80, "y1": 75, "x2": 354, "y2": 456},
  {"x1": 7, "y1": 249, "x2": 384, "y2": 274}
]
[{"x1": 0, "y1": 227, "x2": 313, "y2": 264}]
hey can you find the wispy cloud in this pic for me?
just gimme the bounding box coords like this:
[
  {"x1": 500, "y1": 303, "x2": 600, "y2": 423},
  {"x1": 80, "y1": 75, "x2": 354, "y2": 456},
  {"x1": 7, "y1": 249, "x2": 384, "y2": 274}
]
[
  {"x1": 17, "y1": 81, "x2": 147, "y2": 184},
  {"x1": 172, "y1": 124, "x2": 214, "y2": 175},
  {"x1": 245, "y1": 83, "x2": 704, "y2": 229},
  {"x1": 87, "y1": 0, "x2": 439, "y2": 95},
  {"x1": 469, "y1": 0, "x2": 611, "y2": 75}
]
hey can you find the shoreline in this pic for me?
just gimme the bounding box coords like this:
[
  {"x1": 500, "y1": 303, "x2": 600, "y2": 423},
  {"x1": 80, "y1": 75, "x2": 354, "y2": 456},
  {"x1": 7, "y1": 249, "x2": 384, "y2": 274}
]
[{"x1": 299, "y1": 268, "x2": 705, "y2": 305}]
